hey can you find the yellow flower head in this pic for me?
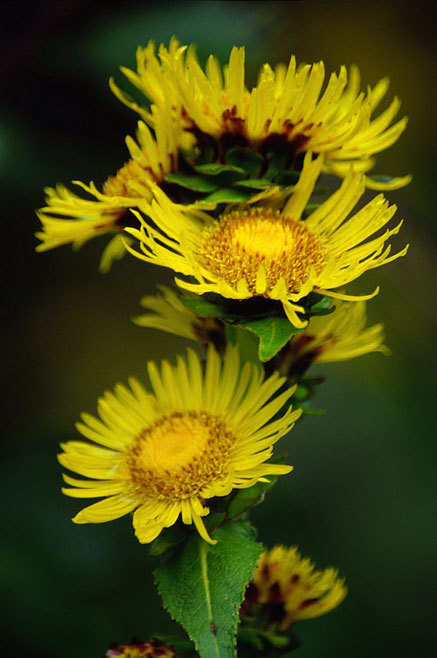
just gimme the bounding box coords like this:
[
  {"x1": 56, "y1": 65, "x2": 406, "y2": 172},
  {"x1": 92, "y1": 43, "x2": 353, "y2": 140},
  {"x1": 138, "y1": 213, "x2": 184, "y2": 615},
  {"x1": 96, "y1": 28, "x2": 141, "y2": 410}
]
[
  {"x1": 111, "y1": 38, "x2": 410, "y2": 190},
  {"x1": 125, "y1": 153, "x2": 408, "y2": 329},
  {"x1": 105, "y1": 639, "x2": 178, "y2": 658},
  {"x1": 59, "y1": 346, "x2": 300, "y2": 545},
  {"x1": 133, "y1": 285, "x2": 225, "y2": 348},
  {"x1": 242, "y1": 545, "x2": 347, "y2": 628},
  {"x1": 35, "y1": 110, "x2": 184, "y2": 271},
  {"x1": 279, "y1": 300, "x2": 390, "y2": 375}
]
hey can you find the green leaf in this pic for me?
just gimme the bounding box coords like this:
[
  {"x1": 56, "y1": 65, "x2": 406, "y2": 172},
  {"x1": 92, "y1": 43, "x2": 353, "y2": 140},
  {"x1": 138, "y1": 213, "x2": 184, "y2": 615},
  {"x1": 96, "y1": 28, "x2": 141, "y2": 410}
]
[
  {"x1": 232, "y1": 316, "x2": 301, "y2": 362},
  {"x1": 225, "y1": 148, "x2": 264, "y2": 178},
  {"x1": 164, "y1": 173, "x2": 218, "y2": 193},
  {"x1": 204, "y1": 512, "x2": 227, "y2": 533},
  {"x1": 194, "y1": 163, "x2": 246, "y2": 177},
  {"x1": 273, "y1": 170, "x2": 300, "y2": 186},
  {"x1": 306, "y1": 306, "x2": 335, "y2": 318},
  {"x1": 232, "y1": 178, "x2": 273, "y2": 189},
  {"x1": 181, "y1": 297, "x2": 226, "y2": 318},
  {"x1": 201, "y1": 188, "x2": 251, "y2": 203},
  {"x1": 154, "y1": 521, "x2": 262, "y2": 658},
  {"x1": 304, "y1": 294, "x2": 335, "y2": 317},
  {"x1": 264, "y1": 150, "x2": 290, "y2": 179},
  {"x1": 305, "y1": 293, "x2": 331, "y2": 312},
  {"x1": 194, "y1": 163, "x2": 248, "y2": 186}
]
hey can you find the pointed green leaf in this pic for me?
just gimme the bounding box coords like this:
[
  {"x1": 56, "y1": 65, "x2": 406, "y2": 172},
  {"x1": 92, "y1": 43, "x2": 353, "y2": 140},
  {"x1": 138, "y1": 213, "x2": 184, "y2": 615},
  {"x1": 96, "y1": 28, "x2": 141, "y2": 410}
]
[
  {"x1": 232, "y1": 316, "x2": 301, "y2": 362},
  {"x1": 181, "y1": 297, "x2": 226, "y2": 318},
  {"x1": 305, "y1": 293, "x2": 331, "y2": 312},
  {"x1": 304, "y1": 294, "x2": 335, "y2": 317},
  {"x1": 201, "y1": 188, "x2": 251, "y2": 203},
  {"x1": 194, "y1": 163, "x2": 248, "y2": 186},
  {"x1": 225, "y1": 148, "x2": 264, "y2": 178},
  {"x1": 154, "y1": 521, "x2": 262, "y2": 658},
  {"x1": 194, "y1": 163, "x2": 246, "y2": 177},
  {"x1": 164, "y1": 173, "x2": 218, "y2": 192},
  {"x1": 232, "y1": 178, "x2": 273, "y2": 189}
]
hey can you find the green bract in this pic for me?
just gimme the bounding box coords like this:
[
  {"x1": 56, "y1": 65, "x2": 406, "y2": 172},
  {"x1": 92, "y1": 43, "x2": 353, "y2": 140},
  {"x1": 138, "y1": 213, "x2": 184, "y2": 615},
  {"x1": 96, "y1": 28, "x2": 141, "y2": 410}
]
[{"x1": 181, "y1": 293, "x2": 334, "y2": 362}]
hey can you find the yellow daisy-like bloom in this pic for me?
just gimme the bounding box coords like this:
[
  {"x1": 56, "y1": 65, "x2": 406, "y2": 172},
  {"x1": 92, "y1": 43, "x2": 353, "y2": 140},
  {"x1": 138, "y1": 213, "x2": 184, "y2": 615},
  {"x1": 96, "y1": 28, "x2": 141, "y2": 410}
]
[
  {"x1": 35, "y1": 109, "x2": 184, "y2": 272},
  {"x1": 243, "y1": 545, "x2": 347, "y2": 628},
  {"x1": 58, "y1": 346, "x2": 299, "y2": 545},
  {"x1": 133, "y1": 285, "x2": 224, "y2": 348},
  {"x1": 111, "y1": 38, "x2": 410, "y2": 190},
  {"x1": 280, "y1": 300, "x2": 389, "y2": 374},
  {"x1": 105, "y1": 639, "x2": 178, "y2": 658},
  {"x1": 125, "y1": 153, "x2": 408, "y2": 329}
]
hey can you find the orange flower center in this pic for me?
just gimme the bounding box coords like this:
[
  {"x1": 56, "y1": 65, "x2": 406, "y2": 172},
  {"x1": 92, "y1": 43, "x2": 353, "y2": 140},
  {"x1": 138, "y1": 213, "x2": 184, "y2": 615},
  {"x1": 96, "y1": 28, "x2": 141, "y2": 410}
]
[
  {"x1": 123, "y1": 411, "x2": 235, "y2": 501},
  {"x1": 200, "y1": 208, "x2": 326, "y2": 296}
]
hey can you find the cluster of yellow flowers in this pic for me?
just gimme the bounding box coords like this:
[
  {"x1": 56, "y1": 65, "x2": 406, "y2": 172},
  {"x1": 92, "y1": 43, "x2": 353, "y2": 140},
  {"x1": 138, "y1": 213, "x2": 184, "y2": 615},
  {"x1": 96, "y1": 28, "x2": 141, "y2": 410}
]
[{"x1": 37, "y1": 40, "x2": 409, "y2": 635}]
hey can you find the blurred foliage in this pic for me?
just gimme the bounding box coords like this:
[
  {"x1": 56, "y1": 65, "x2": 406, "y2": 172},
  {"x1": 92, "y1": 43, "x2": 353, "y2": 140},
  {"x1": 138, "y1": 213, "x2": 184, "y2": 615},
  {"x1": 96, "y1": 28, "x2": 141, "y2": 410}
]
[{"x1": 1, "y1": 1, "x2": 436, "y2": 656}]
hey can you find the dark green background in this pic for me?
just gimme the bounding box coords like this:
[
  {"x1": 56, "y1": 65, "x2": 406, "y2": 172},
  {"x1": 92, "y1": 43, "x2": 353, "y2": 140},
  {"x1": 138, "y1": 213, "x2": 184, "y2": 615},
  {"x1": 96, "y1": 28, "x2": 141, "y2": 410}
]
[{"x1": 2, "y1": 1, "x2": 436, "y2": 656}]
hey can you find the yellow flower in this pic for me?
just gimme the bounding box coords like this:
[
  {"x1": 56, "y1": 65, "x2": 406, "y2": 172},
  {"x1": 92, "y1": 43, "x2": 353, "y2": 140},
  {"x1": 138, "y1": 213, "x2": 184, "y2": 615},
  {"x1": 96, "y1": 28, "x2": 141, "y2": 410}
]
[
  {"x1": 242, "y1": 545, "x2": 347, "y2": 628},
  {"x1": 105, "y1": 639, "x2": 178, "y2": 657},
  {"x1": 279, "y1": 300, "x2": 390, "y2": 374},
  {"x1": 59, "y1": 346, "x2": 300, "y2": 545},
  {"x1": 111, "y1": 38, "x2": 410, "y2": 190},
  {"x1": 35, "y1": 111, "x2": 183, "y2": 271},
  {"x1": 133, "y1": 285, "x2": 225, "y2": 348},
  {"x1": 125, "y1": 153, "x2": 408, "y2": 329}
]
